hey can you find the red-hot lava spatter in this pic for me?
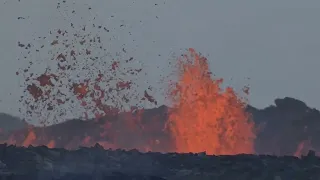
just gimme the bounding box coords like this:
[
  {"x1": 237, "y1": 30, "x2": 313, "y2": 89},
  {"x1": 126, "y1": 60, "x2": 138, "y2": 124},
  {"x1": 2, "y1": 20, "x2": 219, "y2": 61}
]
[
  {"x1": 11, "y1": 43, "x2": 257, "y2": 155},
  {"x1": 166, "y1": 48, "x2": 256, "y2": 155},
  {"x1": 17, "y1": 24, "x2": 152, "y2": 125},
  {"x1": 10, "y1": 1, "x2": 166, "y2": 152}
]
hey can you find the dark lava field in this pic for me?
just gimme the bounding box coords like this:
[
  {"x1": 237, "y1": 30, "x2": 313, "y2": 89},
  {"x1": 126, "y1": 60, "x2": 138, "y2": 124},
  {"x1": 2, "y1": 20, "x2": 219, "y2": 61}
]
[{"x1": 0, "y1": 144, "x2": 319, "y2": 180}]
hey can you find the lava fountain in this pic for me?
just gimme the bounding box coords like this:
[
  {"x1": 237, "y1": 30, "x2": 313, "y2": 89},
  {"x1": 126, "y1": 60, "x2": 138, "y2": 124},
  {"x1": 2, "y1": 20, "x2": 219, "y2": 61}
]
[{"x1": 166, "y1": 48, "x2": 256, "y2": 155}]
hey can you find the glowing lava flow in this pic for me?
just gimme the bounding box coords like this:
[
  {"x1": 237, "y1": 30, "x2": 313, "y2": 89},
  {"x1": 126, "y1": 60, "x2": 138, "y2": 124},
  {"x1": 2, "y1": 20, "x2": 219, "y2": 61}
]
[{"x1": 166, "y1": 48, "x2": 256, "y2": 155}]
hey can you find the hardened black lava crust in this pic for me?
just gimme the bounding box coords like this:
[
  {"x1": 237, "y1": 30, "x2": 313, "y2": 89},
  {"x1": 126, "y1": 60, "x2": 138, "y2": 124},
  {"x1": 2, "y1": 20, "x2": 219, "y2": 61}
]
[{"x1": 0, "y1": 144, "x2": 319, "y2": 180}]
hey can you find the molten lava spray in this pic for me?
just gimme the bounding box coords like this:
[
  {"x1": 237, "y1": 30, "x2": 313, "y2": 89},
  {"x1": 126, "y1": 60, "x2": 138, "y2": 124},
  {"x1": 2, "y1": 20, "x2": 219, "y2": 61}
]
[
  {"x1": 166, "y1": 48, "x2": 256, "y2": 155},
  {"x1": 12, "y1": 2, "x2": 256, "y2": 154},
  {"x1": 6, "y1": 1, "x2": 314, "y2": 157}
]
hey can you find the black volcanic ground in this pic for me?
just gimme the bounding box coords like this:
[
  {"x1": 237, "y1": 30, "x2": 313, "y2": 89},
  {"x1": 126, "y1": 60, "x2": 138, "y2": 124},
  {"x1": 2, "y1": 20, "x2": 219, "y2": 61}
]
[
  {"x1": 0, "y1": 144, "x2": 319, "y2": 180},
  {"x1": 0, "y1": 97, "x2": 319, "y2": 156}
]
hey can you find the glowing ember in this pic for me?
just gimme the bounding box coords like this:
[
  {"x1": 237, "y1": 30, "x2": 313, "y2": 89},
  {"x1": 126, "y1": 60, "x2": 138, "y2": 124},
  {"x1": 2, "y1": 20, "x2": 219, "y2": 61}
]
[{"x1": 166, "y1": 48, "x2": 256, "y2": 155}]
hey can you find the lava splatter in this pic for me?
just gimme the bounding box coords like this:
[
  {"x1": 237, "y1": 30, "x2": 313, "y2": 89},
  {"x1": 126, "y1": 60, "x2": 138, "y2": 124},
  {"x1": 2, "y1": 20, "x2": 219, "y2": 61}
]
[{"x1": 166, "y1": 48, "x2": 256, "y2": 155}]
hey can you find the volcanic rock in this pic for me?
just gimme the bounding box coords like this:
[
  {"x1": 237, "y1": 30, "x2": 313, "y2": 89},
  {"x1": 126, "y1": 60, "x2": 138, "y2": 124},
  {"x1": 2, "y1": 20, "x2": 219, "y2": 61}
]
[
  {"x1": 0, "y1": 144, "x2": 319, "y2": 180},
  {"x1": 249, "y1": 97, "x2": 320, "y2": 155},
  {"x1": 0, "y1": 113, "x2": 27, "y2": 133}
]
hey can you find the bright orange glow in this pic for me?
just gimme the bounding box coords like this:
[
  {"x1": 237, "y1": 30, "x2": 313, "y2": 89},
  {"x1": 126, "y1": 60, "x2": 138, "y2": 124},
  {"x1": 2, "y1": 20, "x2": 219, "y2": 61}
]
[{"x1": 166, "y1": 48, "x2": 256, "y2": 155}]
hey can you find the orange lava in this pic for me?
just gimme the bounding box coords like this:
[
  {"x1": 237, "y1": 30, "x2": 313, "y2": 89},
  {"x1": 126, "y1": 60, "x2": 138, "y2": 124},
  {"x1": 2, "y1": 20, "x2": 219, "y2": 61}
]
[{"x1": 166, "y1": 48, "x2": 256, "y2": 155}]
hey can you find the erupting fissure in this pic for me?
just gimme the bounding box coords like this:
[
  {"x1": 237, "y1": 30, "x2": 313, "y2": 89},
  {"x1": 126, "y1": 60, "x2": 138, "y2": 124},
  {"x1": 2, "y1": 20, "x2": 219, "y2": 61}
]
[
  {"x1": 8, "y1": 2, "x2": 257, "y2": 155},
  {"x1": 2, "y1": 1, "x2": 316, "y2": 158},
  {"x1": 11, "y1": 41, "x2": 257, "y2": 155}
]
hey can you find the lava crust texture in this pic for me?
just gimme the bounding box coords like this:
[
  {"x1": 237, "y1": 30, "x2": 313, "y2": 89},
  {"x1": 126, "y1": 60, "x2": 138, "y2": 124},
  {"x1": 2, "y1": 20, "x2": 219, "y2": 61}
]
[{"x1": 0, "y1": 144, "x2": 319, "y2": 180}]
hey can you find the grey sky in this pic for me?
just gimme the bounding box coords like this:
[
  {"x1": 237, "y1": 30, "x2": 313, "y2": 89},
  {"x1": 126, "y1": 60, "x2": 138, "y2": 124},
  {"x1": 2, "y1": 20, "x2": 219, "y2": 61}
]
[{"x1": 1, "y1": 0, "x2": 320, "y2": 120}]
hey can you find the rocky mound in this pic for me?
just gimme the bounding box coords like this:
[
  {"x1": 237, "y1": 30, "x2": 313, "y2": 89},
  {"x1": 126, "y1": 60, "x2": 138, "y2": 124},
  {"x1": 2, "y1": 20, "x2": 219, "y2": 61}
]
[
  {"x1": 0, "y1": 113, "x2": 27, "y2": 133},
  {"x1": 0, "y1": 144, "x2": 319, "y2": 180},
  {"x1": 249, "y1": 97, "x2": 320, "y2": 155}
]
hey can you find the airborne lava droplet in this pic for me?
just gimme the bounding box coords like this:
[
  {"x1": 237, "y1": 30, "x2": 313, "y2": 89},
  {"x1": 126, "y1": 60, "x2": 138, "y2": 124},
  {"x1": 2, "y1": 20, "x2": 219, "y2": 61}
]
[
  {"x1": 27, "y1": 84, "x2": 43, "y2": 100},
  {"x1": 116, "y1": 81, "x2": 131, "y2": 90},
  {"x1": 51, "y1": 40, "x2": 59, "y2": 46},
  {"x1": 243, "y1": 86, "x2": 250, "y2": 95},
  {"x1": 111, "y1": 61, "x2": 119, "y2": 70},
  {"x1": 73, "y1": 82, "x2": 89, "y2": 99},
  {"x1": 56, "y1": 53, "x2": 66, "y2": 62},
  {"x1": 142, "y1": 90, "x2": 157, "y2": 105},
  {"x1": 36, "y1": 74, "x2": 57, "y2": 87}
]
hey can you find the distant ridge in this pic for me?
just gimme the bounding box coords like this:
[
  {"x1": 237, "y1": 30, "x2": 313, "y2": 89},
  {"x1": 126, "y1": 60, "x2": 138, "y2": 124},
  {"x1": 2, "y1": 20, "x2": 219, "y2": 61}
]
[
  {"x1": 0, "y1": 113, "x2": 28, "y2": 132},
  {"x1": 0, "y1": 97, "x2": 319, "y2": 155}
]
